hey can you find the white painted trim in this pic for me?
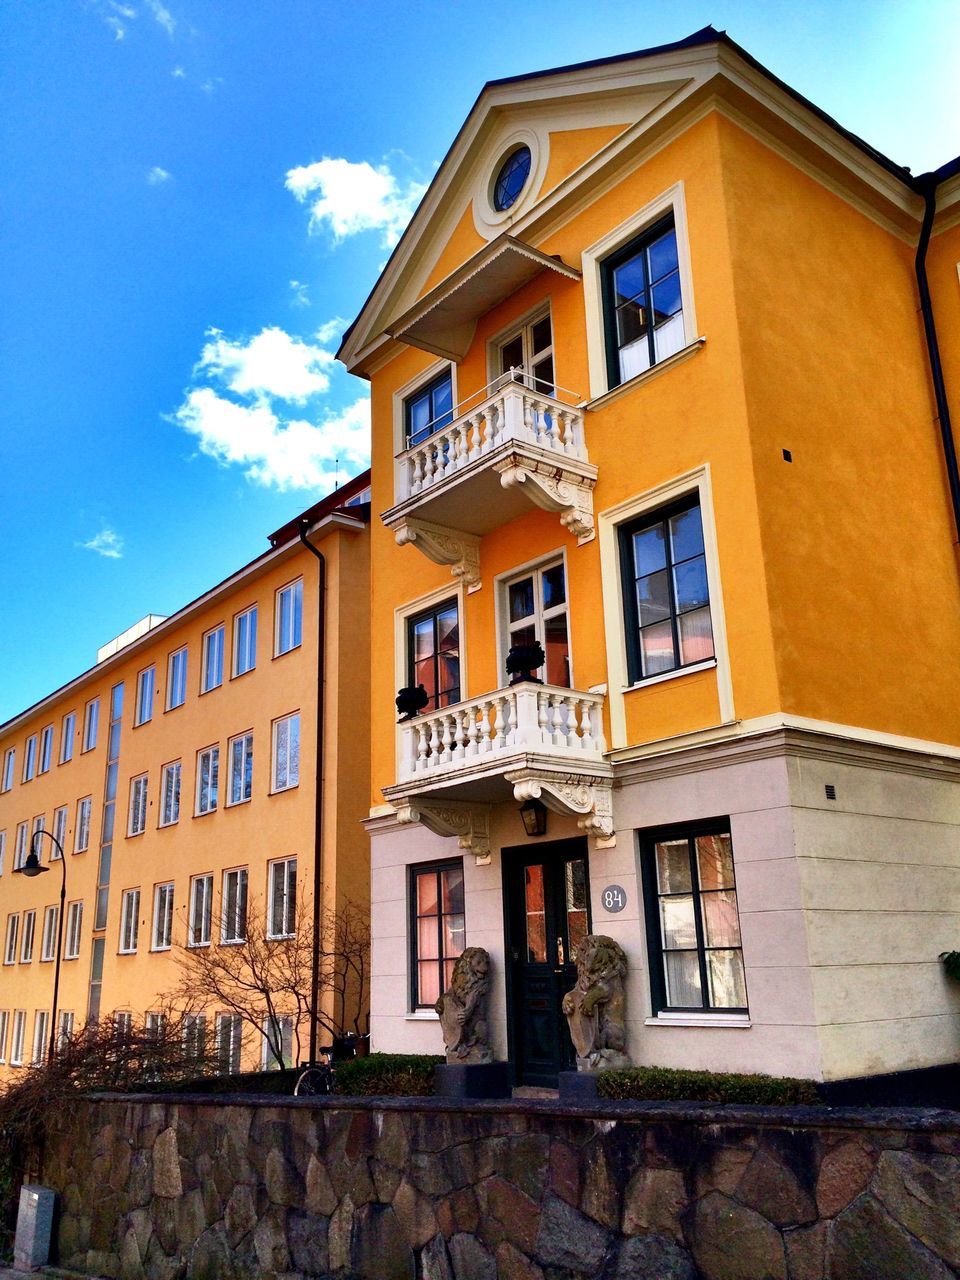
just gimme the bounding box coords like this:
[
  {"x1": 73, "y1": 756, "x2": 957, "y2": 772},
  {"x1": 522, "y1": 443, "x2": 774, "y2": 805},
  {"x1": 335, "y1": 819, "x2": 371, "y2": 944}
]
[
  {"x1": 391, "y1": 358, "x2": 458, "y2": 460},
  {"x1": 404, "y1": 1010, "x2": 440, "y2": 1022},
  {"x1": 493, "y1": 547, "x2": 572, "y2": 688},
  {"x1": 622, "y1": 658, "x2": 717, "y2": 692},
  {"x1": 586, "y1": 337, "x2": 705, "y2": 411},
  {"x1": 644, "y1": 1013, "x2": 752, "y2": 1029},
  {"x1": 484, "y1": 300, "x2": 553, "y2": 386},
  {"x1": 598, "y1": 464, "x2": 734, "y2": 750},
  {"x1": 393, "y1": 582, "x2": 469, "y2": 780},
  {"x1": 473, "y1": 126, "x2": 548, "y2": 238}
]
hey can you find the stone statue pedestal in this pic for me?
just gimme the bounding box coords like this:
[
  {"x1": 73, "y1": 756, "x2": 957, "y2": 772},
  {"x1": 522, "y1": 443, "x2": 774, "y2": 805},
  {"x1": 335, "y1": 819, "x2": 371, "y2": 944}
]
[
  {"x1": 434, "y1": 1061, "x2": 511, "y2": 1100},
  {"x1": 558, "y1": 1070, "x2": 601, "y2": 1104}
]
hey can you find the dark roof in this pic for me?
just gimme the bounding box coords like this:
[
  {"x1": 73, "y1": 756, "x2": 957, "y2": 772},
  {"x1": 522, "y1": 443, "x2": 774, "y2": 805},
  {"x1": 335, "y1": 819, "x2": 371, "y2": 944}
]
[{"x1": 267, "y1": 467, "x2": 371, "y2": 546}]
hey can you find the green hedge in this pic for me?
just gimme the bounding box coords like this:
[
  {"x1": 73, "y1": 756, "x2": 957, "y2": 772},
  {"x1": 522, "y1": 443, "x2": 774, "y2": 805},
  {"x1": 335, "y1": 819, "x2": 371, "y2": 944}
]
[
  {"x1": 333, "y1": 1053, "x2": 443, "y2": 1097},
  {"x1": 596, "y1": 1065, "x2": 821, "y2": 1106}
]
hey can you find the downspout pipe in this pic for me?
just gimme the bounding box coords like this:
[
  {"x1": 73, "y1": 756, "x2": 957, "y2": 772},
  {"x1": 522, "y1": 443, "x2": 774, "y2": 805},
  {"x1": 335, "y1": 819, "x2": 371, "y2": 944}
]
[
  {"x1": 298, "y1": 520, "x2": 326, "y2": 1066},
  {"x1": 915, "y1": 176, "x2": 960, "y2": 551}
]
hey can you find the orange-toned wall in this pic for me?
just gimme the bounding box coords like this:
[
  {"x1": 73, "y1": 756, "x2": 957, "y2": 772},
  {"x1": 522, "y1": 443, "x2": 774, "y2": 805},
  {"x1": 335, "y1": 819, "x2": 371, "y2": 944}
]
[{"x1": 927, "y1": 217, "x2": 960, "y2": 509}]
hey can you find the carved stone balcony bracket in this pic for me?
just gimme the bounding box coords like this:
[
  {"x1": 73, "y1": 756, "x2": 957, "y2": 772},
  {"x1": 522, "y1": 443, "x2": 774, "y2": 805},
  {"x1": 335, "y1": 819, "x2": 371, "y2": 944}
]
[
  {"x1": 393, "y1": 517, "x2": 481, "y2": 591},
  {"x1": 506, "y1": 768, "x2": 615, "y2": 844},
  {"x1": 394, "y1": 799, "x2": 492, "y2": 863},
  {"x1": 493, "y1": 452, "x2": 596, "y2": 544}
]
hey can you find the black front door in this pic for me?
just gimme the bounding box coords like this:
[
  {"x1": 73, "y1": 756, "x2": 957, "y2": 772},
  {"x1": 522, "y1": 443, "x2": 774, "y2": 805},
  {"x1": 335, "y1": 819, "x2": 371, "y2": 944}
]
[{"x1": 504, "y1": 837, "x2": 591, "y2": 1087}]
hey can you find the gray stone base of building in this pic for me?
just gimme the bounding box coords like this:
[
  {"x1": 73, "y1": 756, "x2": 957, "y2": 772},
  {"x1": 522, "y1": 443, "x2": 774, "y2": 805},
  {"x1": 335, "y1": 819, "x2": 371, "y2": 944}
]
[
  {"x1": 558, "y1": 1070, "x2": 600, "y2": 1103},
  {"x1": 433, "y1": 1060, "x2": 511, "y2": 1099}
]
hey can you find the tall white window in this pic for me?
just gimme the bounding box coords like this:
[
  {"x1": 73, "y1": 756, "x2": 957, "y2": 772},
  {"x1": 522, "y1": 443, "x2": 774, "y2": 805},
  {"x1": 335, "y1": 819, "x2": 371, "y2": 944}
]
[
  {"x1": 23, "y1": 735, "x2": 37, "y2": 782},
  {"x1": 31, "y1": 1011, "x2": 49, "y2": 1065},
  {"x1": 188, "y1": 874, "x2": 213, "y2": 947},
  {"x1": 272, "y1": 713, "x2": 300, "y2": 792},
  {"x1": 30, "y1": 815, "x2": 45, "y2": 861},
  {"x1": 221, "y1": 868, "x2": 248, "y2": 943},
  {"x1": 64, "y1": 901, "x2": 83, "y2": 960},
  {"x1": 75, "y1": 797, "x2": 92, "y2": 852},
  {"x1": 183, "y1": 1013, "x2": 207, "y2": 1059},
  {"x1": 119, "y1": 889, "x2": 140, "y2": 954},
  {"x1": 52, "y1": 806, "x2": 67, "y2": 857},
  {"x1": 82, "y1": 698, "x2": 100, "y2": 752},
  {"x1": 268, "y1": 858, "x2": 297, "y2": 939},
  {"x1": 227, "y1": 732, "x2": 254, "y2": 805},
  {"x1": 60, "y1": 711, "x2": 76, "y2": 763},
  {"x1": 0, "y1": 1010, "x2": 8, "y2": 1063},
  {"x1": 57, "y1": 1010, "x2": 74, "y2": 1049},
  {"x1": 40, "y1": 905, "x2": 59, "y2": 962},
  {"x1": 1, "y1": 748, "x2": 14, "y2": 793},
  {"x1": 202, "y1": 625, "x2": 225, "y2": 693},
  {"x1": 275, "y1": 580, "x2": 303, "y2": 655},
  {"x1": 502, "y1": 559, "x2": 571, "y2": 687},
  {"x1": 196, "y1": 746, "x2": 219, "y2": 815},
  {"x1": 0, "y1": 831, "x2": 5, "y2": 876},
  {"x1": 135, "y1": 667, "x2": 155, "y2": 726},
  {"x1": 145, "y1": 1011, "x2": 165, "y2": 1039},
  {"x1": 14, "y1": 822, "x2": 28, "y2": 869},
  {"x1": 128, "y1": 774, "x2": 149, "y2": 836},
  {"x1": 20, "y1": 910, "x2": 36, "y2": 963},
  {"x1": 38, "y1": 726, "x2": 53, "y2": 774},
  {"x1": 3, "y1": 915, "x2": 19, "y2": 965},
  {"x1": 152, "y1": 883, "x2": 175, "y2": 950},
  {"x1": 114, "y1": 1011, "x2": 133, "y2": 1039},
  {"x1": 216, "y1": 1013, "x2": 243, "y2": 1074},
  {"x1": 160, "y1": 762, "x2": 181, "y2": 826},
  {"x1": 261, "y1": 1014, "x2": 294, "y2": 1070},
  {"x1": 11, "y1": 1011, "x2": 26, "y2": 1066},
  {"x1": 167, "y1": 647, "x2": 188, "y2": 710},
  {"x1": 233, "y1": 606, "x2": 258, "y2": 677}
]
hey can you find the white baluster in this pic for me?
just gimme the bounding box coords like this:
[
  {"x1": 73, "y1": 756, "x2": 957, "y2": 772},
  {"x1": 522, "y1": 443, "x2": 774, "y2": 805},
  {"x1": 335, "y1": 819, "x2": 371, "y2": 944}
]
[
  {"x1": 411, "y1": 450, "x2": 425, "y2": 494},
  {"x1": 428, "y1": 719, "x2": 441, "y2": 769},
  {"x1": 423, "y1": 445, "x2": 436, "y2": 489},
  {"x1": 464, "y1": 414, "x2": 479, "y2": 463},
  {"x1": 544, "y1": 405, "x2": 559, "y2": 451},
  {"x1": 493, "y1": 697, "x2": 506, "y2": 751},
  {"x1": 440, "y1": 715, "x2": 454, "y2": 764},
  {"x1": 551, "y1": 694, "x2": 565, "y2": 747},
  {"x1": 506, "y1": 691, "x2": 519, "y2": 747},
  {"x1": 593, "y1": 702, "x2": 607, "y2": 754},
  {"x1": 452, "y1": 711, "x2": 466, "y2": 762},
  {"x1": 481, "y1": 407, "x2": 495, "y2": 454},
  {"x1": 456, "y1": 423, "x2": 469, "y2": 470},
  {"x1": 466, "y1": 705, "x2": 480, "y2": 758},
  {"x1": 537, "y1": 691, "x2": 549, "y2": 748},
  {"x1": 579, "y1": 699, "x2": 594, "y2": 752},
  {"x1": 414, "y1": 722, "x2": 428, "y2": 773}
]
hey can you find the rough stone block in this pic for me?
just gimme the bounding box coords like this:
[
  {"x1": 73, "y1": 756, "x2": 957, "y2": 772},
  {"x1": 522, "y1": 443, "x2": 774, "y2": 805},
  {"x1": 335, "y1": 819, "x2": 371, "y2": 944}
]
[
  {"x1": 534, "y1": 1194, "x2": 611, "y2": 1273},
  {"x1": 685, "y1": 1190, "x2": 786, "y2": 1280},
  {"x1": 871, "y1": 1151, "x2": 960, "y2": 1270},
  {"x1": 612, "y1": 1233, "x2": 697, "y2": 1280},
  {"x1": 829, "y1": 1194, "x2": 954, "y2": 1280},
  {"x1": 816, "y1": 1141, "x2": 876, "y2": 1217},
  {"x1": 738, "y1": 1149, "x2": 817, "y2": 1227},
  {"x1": 287, "y1": 1208, "x2": 330, "y2": 1275},
  {"x1": 153, "y1": 1128, "x2": 183, "y2": 1199},
  {"x1": 622, "y1": 1167, "x2": 687, "y2": 1241},
  {"x1": 15, "y1": 1184, "x2": 56, "y2": 1271},
  {"x1": 351, "y1": 1202, "x2": 415, "y2": 1280},
  {"x1": 448, "y1": 1230, "x2": 497, "y2": 1280}
]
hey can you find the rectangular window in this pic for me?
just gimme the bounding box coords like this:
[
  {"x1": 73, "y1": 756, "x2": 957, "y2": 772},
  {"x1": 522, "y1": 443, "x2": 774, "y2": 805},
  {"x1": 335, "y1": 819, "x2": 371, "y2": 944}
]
[
  {"x1": 145, "y1": 1011, "x2": 165, "y2": 1039},
  {"x1": 23, "y1": 734, "x2": 37, "y2": 782},
  {"x1": 160, "y1": 761, "x2": 181, "y2": 827},
  {"x1": 3, "y1": 915, "x2": 19, "y2": 965},
  {"x1": 1, "y1": 748, "x2": 14, "y2": 793},
  {"x1": 114, "y1": 1011, "x2": 133, "y2": 1040},
  {"x1": 14, "y1": 822, "x2": 28, "y2": 869},
  {"x1": 503, "y1": 559, "x2": 570, "y2": 687},
  {"x1": 32, "y1": 1011, "x2": 49, "y2": 1065},
  {"x1": 261, "y1": 1014, "x2": 294, "y2": 1070},
  {"x1": 408, "y1": 599, "x2": 460, "y2": 711},
  {"x1": 0, "y1": 1010, "x2": 8, "y2": 1063},
  {"x1": 233, "y1": 606, "x2": 258, "y2": 677},
  {"x1": 221, "y1": 868, "x2": 248, "y2": 943},
  {"x1": 40, "y1": 905, "x2": 59, "y2": 962},
  {"x1": 152, "y1": 883, "x2": 174, "y2": 951},
  {"x1": 57, "y1": 1011, "x2": 74, "y2": 1050},
  {"x1": 602, "y1": 215, "x2": 684, "y2": 387},
  {"x1": 619, "y1": 496, "x2": 714, "y2": 683},
  {"x1": 10, "y1": 1011, "x2": 26, "y2": 1066},
  {"x1": 497, "y1": 313, "x2": 554, "y2": 395},
  {"x1": 119, "y1": 889, "x2": 140, "y2": 954},
  {"x1": 641, "y1": 824, "x2": 748, "y2": 1014},
  {"x1": 128, "y1": 774, "x2": 149, "y2": 836},
  {"x1": 0, "y1": 831, "x2": 5, "y2": 876},
  {"x1": 409, "y1": 860, "x2": 465, "y2": 1009},
  {"x1": 64, "y1": 901, "x2": 83, "y2": 960},
  {"x1": 268, "y1": 857, "x2": 297, "y2": 939},
  {"x1": 60, "y1": 711, "x2": 76, "y2": 763},
  {"x1": 38, "y1": 725, "x2": 53, "y2": 774},
  {"x1": 404, "y1": 367, "x2": 454, "y2": 448},
  {"x1": 183, "y1": 1013, "x2": 206, "y2": 1059},
  {"x1": 271, "y1": 714, "x2": 300, "y2": 792},
  {"x1": 167, "y1": 647, "x2": 188, "y2": 710},
  {"x1": 75, "y1": 797, "x2": 92, "y2": 852},
  {"x1": 196, "y1": 746, "x2": 219, "y2": 815},
  {"x1": 227, "y1": 732, "x2": 254, "y2": 805},
  {"x1": 215, "y1": 1012, "x2": 243, "y2": 1074},
  {"x1": 82, "y1": 698, "x2": 100, "y2": 752},
  {"x1": 201, "y1": 626, "x2": 225, "y2": 693},
  {"x1": 52, "y1": 806, "x2": 67, "y2": 858},
  {"x1": 135, "y1": 667, "x2": 155, "y2": 726},
  {"x1": 275, "y1": 580, "x2": 303, "y2": 656},
  {"x1": 188, "y1": 874, "x2": 213, "y2": 947},
  {"x1": 31, "y1": 815, "x2": 44, "y2": 861},
  {"x1": 20, "y1": 910, "x2": 36, "y2": 963}
]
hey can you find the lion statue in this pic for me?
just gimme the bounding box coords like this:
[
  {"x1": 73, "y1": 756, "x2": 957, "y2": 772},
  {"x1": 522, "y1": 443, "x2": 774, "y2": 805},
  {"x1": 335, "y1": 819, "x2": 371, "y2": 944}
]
[
  {"x1": 435, "y1": 946, "x2": 493, "y2": 1064},
  {"x1": 561, "y1": 934, "x2": 631, "y2": 1072}
]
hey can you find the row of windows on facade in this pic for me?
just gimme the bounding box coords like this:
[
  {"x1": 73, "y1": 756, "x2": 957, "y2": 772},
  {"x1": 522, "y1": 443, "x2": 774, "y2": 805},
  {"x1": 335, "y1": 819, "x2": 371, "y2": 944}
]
[
  {"x1": 0, "y1": 712, "x2": 300, "y2": 867},
  {"x1": 1, "y1": 857, "x2": 297, "y2": 972},
  {"x1": 409, "y1": 825, "x2": 747, "y2": 1018},
  {"x1": 0, "y1": 1007, "x2": 295, "y2": 1074},
  {"x1": 0, "y1": 580, "x2": 303, "y2": 794}
]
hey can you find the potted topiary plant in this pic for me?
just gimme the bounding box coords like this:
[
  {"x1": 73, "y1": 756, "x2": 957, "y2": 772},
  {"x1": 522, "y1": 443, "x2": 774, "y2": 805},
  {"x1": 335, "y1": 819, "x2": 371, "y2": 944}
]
[{"x1": 506, "y1": 641, "x2": 546, "y2": 685}]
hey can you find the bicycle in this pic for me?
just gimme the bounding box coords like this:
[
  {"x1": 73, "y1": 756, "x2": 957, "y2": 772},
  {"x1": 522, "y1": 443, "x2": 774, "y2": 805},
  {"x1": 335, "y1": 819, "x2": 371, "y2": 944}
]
[{"x1": 293, "y1": 1048, "x2": 334, "y2": 1096}]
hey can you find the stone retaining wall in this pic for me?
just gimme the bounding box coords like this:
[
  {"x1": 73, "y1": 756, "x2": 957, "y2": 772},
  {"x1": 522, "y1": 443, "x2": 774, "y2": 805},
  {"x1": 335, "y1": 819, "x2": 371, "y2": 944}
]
[{"x1": 38, "y1": 1093, "x2": 960, "y2": 1280}]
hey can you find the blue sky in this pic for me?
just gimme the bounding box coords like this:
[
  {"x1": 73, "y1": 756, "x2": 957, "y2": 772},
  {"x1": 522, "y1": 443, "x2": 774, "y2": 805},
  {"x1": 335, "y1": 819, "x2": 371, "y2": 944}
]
[{"x1": 1, "y1": 0, "x2": 957, "y2": 723}]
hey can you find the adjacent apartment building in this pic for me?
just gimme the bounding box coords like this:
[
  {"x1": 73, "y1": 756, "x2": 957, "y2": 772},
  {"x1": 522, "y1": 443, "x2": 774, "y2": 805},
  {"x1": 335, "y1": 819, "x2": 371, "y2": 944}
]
[
  {"x1": 341, "y1": 29, "x2": 960, "y2": 1086},
  {"x1": 0, "y1": 473, "x2": 370, "y2": 1079}
]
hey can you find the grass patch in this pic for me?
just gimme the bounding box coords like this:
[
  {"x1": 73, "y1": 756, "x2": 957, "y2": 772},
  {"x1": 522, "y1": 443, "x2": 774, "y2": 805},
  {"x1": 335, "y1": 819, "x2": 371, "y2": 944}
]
[
  {"x1": 333, "y1": 1053, "x2": 443, "y2": 1097},
  {"x1": 596, "y1": 1065, "x2": 821, "y2": 1106}
]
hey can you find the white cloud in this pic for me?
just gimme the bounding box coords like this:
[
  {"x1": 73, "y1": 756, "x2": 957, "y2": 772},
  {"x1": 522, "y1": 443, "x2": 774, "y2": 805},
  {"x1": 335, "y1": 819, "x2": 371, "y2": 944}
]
[
  {"x1": 289, "y1": 279, "x2": 310, "y2": 307},
  {"x1": 171, "y1": 65, "x2": 186, "y2": 78},
  {"x1": 196, "y1": 327, "x2": 334, "y2": 402},
  {"x1": 79, "y1": 526, "x2": 124, "y2": 559},
  {"x1": 147, "y1": 165, "x2": 171, "y2": 185},
  {"x1": 144, "y1": 0, "x2": 175, "y2": 35},
  {"x1": 285, "y1": 157, "x2": 426, "y2": 247},
  {"x1": 314, "y1": 317, "x2": 347, "y2": 345}
]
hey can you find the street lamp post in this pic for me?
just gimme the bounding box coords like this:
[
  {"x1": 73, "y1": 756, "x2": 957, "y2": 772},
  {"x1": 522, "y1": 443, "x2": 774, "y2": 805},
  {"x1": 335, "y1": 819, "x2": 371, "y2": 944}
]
[{"x1": 15, "y1": 830, "x2": 67, "y2": 1062}]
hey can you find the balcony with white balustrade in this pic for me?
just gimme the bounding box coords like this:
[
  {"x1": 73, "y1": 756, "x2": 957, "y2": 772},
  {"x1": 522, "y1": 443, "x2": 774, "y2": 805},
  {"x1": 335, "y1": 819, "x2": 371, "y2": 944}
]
[{"x1": 382, "y1": 376, "x2": 597, "y2": 588}]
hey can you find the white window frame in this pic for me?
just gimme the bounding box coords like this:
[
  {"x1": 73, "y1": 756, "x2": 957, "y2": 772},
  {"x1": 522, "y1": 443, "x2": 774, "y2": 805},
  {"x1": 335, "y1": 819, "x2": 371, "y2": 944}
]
[
  {"x1": 0, "y1": 830, "x2": 5, "y2": 876},
  {"x1": 1, "y1": 748, "x2": 14, "y2": 793},
  {"x1": 233, "y1": 605, "x2": 258, "y2": 677},
  {"x1": 32, "y1": 1010, "x2": 49, "y2": 1065},
  {"x1": 196, "y1": 745, "x2": 219, "y2": 815},
  {"x1": 119, "y1": 889, "x2": 140, "y2": 955},
  {"x1": 38, "y1": 725, "x2": 53, "y2": 774},
  {"x1": 145, "y1": 1011, "x2": 165, "y2": 1039},
  {"x1": 128, "y1": 774, "x2": 149, "y2": 836},
  {"x1": 160, "y1": 761, "x2": 181, "y2": 827},
  {"x1": 60, "y1": 711, "x2": 76, "y2": 763},
  {"x1": 135, "y1": 666, "x2": 155, "y2": 726},
  {"x1": 391, "y1": 358, "x2": 460, "y2": 464},
  {"x1": 57, "y1": 1010, "x2": 74, "y2": 1049},
  {"x1": 487, "y1": 303, "x2": 554, "y2": 392},
  {"x1": 3, "y1": 915, "x2": 19, "y2": 965},
  {"x1": 496, "y1": 552, "x2": 572, "y2": 688},
  {"x1": 52, "y1": 806, "x2": 67, "y2": 857},
  {"x1": 0, "y1": 1010, "x2": 8, "y2": 1063},
  {"x1": 274, "y1": 579, "x2": 303, "y2": 656},
  {"x1": 20, "y1": 910, "x2": 36, "y2": 963},
  {"x1": 261, "y1": 1013, "x2": 294, "y2": 1070},
  {"x1": 183, "y1": 1012, "x2": 206, "y2": 1059},
  {"x1": 201, "y1": 625, "x2": 225, "y2": 694},
  {"x1": 75, "y1": 797, "x2": 92, "y2": 852},
  {"x1": 215, "y1": 1012, "x2": 243, "y2": 1074},
  {"x1": 82, "y1": 698, "x2": 100, "y2": 752},
  {"x1": 64, "y1": 901, "x2": 83, "y2": 960},
  {"x1": 40, "y1": 904, "x2": 59, "y2": 962},
  {"x1": 152, "y1": 882, "x2": 174, "y2": 951},
  {"x1": 167, "y1": 647, "x2": 188, "y2": 710},
  {"x1": 30, "y1": 815, "x2": 44, "y2": 862},
  {"x1": 10, "y1": 1010, "x2": 26, "y2": 1066},
  {"x1": 114, "y1": 1010, "x2": 133, "y2": 1039},
  {"x1": 271, "y1": 713, "x2": 300, "y2": 793},
  {"x1": 221, "y1": 867, "x2": 248, "y2": 944},
  {"x1": 14, "y1": 822, "x2": 28, "y2": 869},
  {"x1": 267, "y1": 857, "x2": 297, "y2": 939},
  {"x1": 23, "y1": 734, "x2": 37, "y2": 782},
  {"x1": 188, "y1": 873, "x2": 213, "y2": 947},
  {"x1": 227, "y1": 731, "x2": 254, "y2": 806}
]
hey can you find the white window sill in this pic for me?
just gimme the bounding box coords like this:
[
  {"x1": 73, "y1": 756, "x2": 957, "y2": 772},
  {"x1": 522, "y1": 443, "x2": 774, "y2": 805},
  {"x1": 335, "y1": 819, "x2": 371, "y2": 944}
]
[
  {"x1": 645, "y1": 1012, "x2": 751, "y2": 1029},
  {"x1": 405, "y1": 1010, "x2": 439, "y2": 1022},
  {"x1": 623, "y1": 658, "x2": 717, "y2": 693},
  {"x1": 586, "y1": 337, "x2": 706, "y2": 411}
]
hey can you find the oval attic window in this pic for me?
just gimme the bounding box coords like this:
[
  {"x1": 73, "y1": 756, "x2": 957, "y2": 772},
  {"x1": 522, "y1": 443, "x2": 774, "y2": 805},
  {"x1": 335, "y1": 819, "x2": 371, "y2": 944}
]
[{"x1": 493, "y1": 145, "x2": 532, "y2": 212}]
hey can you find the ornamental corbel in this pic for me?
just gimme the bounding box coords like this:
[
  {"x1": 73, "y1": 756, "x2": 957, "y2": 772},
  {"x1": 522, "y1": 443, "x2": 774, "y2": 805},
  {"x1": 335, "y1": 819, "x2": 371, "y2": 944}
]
[
  {"x1": 506, "y1": 770, "x2": 615, "y2": 843},
  {"x1": 394, "y1": 800, "x2": 491, "y2": 863},
  {"x1": 493, "y1": 455, "x2": 596, "y2": 544},
  {"x1": 392, "y1": 517, "x2": 481, "y2": 590}
]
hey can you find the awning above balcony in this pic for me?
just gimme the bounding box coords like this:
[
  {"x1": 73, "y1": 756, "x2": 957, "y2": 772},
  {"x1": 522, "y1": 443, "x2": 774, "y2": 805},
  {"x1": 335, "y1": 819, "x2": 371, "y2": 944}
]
[{"x1": 387, "y1": 235, "x2": 581, "y2": 362}]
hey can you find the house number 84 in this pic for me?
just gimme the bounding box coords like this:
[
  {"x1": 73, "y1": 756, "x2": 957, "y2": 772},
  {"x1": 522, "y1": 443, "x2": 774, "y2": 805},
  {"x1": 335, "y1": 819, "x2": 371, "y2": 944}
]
[{"x1": 601, "y1": 885, "x2": 627, "y2": 913}]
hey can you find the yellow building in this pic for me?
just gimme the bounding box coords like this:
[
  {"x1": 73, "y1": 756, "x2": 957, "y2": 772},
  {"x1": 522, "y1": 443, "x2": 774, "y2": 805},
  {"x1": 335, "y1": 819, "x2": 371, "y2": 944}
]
[
  {"x1": 342, "y1": 29, "x2": 960, "y2": 1085},
  {"x1": 0, "y1": 473, "x2": 370, "y2": 1079}
]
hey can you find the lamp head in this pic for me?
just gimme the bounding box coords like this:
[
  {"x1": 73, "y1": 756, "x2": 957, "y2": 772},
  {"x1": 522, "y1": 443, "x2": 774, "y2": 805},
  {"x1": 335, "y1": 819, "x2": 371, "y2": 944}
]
[
  {"x1": 519, "y1": 798, "x2": 548, "y2": 837},
  {"x1": 19, "y1": 850, "x2": 48, "y2": 877}
]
